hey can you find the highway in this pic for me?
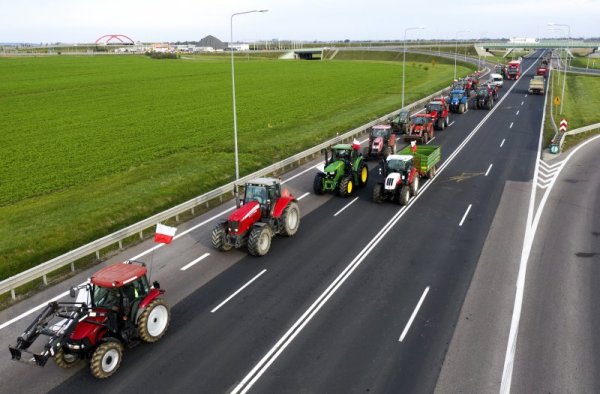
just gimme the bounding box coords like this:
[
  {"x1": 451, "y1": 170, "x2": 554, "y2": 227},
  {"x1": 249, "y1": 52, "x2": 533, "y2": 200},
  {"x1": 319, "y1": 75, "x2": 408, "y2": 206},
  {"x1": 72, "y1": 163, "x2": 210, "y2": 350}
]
[{"x1": 2, "y1": 50, "x2": 591, "y2": 393}]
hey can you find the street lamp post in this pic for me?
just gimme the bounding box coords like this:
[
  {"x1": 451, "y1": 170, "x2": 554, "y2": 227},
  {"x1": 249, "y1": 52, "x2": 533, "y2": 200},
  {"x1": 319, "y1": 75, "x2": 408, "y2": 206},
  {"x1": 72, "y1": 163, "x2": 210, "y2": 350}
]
[
  {"x1": 231, "y1": 9, "x2": 268, "y2": 182},
  {"x1": 454, "y1": 30, "x2": 470, "y2": 80},
  {"x1": 402, "y1": 26, "x2": 425, "y2": 108},
  {"x1": 548, "y1": 22, "x2": 570, "y2": 115},
  {"x1": 477, "y1": 31, "x2": 490, "y2": 71}
]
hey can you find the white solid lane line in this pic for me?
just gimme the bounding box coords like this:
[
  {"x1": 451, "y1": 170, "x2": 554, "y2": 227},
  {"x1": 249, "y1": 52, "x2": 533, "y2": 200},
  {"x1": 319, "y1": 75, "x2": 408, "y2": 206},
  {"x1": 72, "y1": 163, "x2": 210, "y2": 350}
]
[
  {"x1": 399, "y1": 286, "x2": 430, "y2": 342},
  {"x1": 211, "y1": 269, "x2": 267, "y2": 313},
  {"x1": 333, "y1": 196, "x2": 359, "y2": 217},
  {"x1": 509, "y1": 122, "x2": 514, "y2": 129},
  {"x1": 448, "y1": 121, "x2": 455, "y2": 127},
  {"x1": 459, "y1": 204, "x2": 472, "y2": 227},
  {"x1": 500, "y1": 138, "x2": 506, "y2": 148},
  {"x1": 181, "y1": 253, "x2": 210, "y2": 271},
  {"x1": 485, "y1": 163, "x2": 493, "y2": 177}
]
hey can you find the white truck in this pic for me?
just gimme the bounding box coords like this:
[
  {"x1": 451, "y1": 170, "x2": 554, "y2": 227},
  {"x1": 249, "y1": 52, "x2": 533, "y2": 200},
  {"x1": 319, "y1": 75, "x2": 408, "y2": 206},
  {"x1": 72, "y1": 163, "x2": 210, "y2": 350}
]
[{"x1": 528, "y1": 75, "x2": 545, "y2": 95}]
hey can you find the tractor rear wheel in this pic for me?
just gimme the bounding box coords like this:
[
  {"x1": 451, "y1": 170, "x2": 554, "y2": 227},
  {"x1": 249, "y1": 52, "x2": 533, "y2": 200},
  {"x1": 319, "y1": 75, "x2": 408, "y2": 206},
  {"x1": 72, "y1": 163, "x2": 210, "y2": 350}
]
[
  {"x1": 211, "y1": 222, "x2": 232, "y2": 251},
  {"x1": 90, "y1": 341, "x2": 123, "y2": 379},
  {"x1": 444, "y1": 115, "x2": 449, "y2": 127},
  {"x1": 487, "y1": 98, "x2": 493, "y2": 110},
  {"x1": 358, "y1": 163, "x2": 368, "y2": 188},
  {"x1": 427, "y1": 165, "x2": 437, "y2": 178},
  {"x1": 437, "y1": 118, "x2": 444, "y2": 130},
  {"x1": 459, "y1": 103, "x2": 465, "y2": 114},
  {"x1": 372, "y1": 184, "x2": 383, "y2": 203},
  {"x1": 410, "y1": 176, "x2": 420, "y2": 197},
  {"x1": 339, "y1": 176, "x2": 353, "y2": 197},
  {"x1": 138, "y1": 298, "x2": 170, "y2": 343},
  {"x1": 399, "y1": 186, "x2": 410, "y2": 206},
  {"x1": 53, "y1": 348, "x2": 80, "y2": 369},
  {"x1": 280, "y1": 202, "x2": 300, "y2": 237},
  {"x1": 248, "y1": 226, "x2": 272, "y2": 256},
  {"x1": 313, "y1": 173, "x2": 325, "y2": 195}
]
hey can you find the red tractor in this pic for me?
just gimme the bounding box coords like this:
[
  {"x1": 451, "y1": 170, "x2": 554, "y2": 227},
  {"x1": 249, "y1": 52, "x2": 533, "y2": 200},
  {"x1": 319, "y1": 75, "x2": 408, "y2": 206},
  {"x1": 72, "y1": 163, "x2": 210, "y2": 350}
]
[
  {"x1": 404, "y1": 113, "x2": 435, "y2": 144},
  {"x1": 211, "y1": 178, "x2": 300, "y2": 256},
  {"x1": 363, "y1": 124, "x2": 397, "y2": 160},
  {"x1": 9, "y1": 261, "x2": 170, "y2": 379},
  {"x1": 425, "y1": 97, "x2": 450, "y2": 130}
]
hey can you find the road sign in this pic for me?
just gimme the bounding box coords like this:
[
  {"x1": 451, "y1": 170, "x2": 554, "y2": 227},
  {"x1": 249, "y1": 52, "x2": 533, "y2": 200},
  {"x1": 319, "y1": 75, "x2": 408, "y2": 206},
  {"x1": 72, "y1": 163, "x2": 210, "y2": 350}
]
[
  {"x1": 550, "y1": 144, "x2": 559, "y2": 154},
  {"x1": 553, "y1": 96, "x2": 560, "y2": 106},
  {"x1": 559, "y1": 118, "x2": 568, "y2": 132}
]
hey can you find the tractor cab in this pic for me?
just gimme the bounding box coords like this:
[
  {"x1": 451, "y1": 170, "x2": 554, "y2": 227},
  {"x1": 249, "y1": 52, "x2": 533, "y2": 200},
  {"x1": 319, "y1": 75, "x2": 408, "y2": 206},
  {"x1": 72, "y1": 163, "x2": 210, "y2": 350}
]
[
  {"x1": 391, "y1": 110, "x2": 410, "y2": 134},
  {"x1": 242, "y1": 178, "x2": 282, "y2": 217},
  {"x1": 370, "y1": 125, "x2": 391, "y2": 139},
  {"x1": 327, "y1": 144, "x2": 357, "y2": 165}
]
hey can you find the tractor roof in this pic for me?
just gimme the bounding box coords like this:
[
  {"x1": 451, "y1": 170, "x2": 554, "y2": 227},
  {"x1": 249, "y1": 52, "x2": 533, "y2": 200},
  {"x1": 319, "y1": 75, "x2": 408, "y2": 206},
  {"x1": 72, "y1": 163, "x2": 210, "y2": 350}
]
[
  {"x1": 91, "y1": 262, "x2": 147, "y2": 288},
  {"x1": 247, "y1": 177, "x2": 280, "y2": 187},
  {"x1": 372, "y1": 124, "x2": 391, "y2": 130},
  {"x1": 414, "y1": 113, "x2": 434, "y2": 119},
  {"x1": 332, "y1": 144, "x2": 352, "y2": 150},
  {"x1": 387, "y1": 154, "x2": 414, "y2": 162}
]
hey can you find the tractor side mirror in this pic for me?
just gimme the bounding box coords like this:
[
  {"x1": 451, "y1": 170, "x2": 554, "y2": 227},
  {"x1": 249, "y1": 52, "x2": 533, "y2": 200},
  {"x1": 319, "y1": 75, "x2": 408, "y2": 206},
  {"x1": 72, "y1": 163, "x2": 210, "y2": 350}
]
[
  {"x1": 152, "y1": 281, "x2": 161, "y2": 290},
  {"x1": 69, "y1": 287, "x2": 76, "y2": 298}
]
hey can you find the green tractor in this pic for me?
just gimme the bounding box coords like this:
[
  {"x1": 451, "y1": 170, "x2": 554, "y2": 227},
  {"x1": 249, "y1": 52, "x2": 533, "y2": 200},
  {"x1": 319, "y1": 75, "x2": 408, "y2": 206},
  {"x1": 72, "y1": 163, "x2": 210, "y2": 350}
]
[{"x1": 313, "y1": 143, "x2": 369, "y2": 197}]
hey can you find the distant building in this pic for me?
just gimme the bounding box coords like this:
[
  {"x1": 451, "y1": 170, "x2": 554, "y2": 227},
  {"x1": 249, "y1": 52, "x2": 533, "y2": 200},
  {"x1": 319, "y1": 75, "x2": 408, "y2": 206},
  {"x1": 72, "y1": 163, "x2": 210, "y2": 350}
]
[{"x1": 199, "y1": 35, "x2": 226, "y2": 50}]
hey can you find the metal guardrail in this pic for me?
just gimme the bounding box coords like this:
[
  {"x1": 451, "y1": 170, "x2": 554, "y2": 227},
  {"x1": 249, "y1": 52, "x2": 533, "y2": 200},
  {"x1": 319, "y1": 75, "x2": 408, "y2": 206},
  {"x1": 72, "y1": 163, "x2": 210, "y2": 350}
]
[
  {"x1": 565, "y1": 122, "x2": 600, "y2": 136},
  {"x1": 1, "y1": 81, "x2": 463, "y2": 300}
]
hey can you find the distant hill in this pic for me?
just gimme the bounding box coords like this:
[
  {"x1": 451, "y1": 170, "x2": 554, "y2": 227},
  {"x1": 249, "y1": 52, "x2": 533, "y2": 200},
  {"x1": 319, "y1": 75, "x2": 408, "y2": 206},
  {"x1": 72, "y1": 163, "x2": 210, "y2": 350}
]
[{"x1": 198, "y1": 35, "x2": 226, "y2": 50}]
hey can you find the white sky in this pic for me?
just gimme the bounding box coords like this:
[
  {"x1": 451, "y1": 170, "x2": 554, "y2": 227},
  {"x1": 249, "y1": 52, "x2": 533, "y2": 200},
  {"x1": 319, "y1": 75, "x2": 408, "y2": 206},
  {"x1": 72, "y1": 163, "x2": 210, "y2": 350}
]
[{"x1": 1, "y1": 0, "x2": 599, "y2": 43}]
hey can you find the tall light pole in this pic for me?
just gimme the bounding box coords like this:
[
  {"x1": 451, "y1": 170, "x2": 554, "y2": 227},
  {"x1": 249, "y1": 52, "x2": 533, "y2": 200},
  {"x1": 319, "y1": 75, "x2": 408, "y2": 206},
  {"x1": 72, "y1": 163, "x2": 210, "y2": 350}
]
[
  {"x1": 454, "y1": 30, "x2": 470, "y2": 80},
  {"x1": 231, "y1": 9, "x2": 268, "y2": 182},
  {"x1": 548, "y1": 22, "x2": 570, "y2": 115},
  {"x1": 402, "y1": 26, "x2": 425, "y2": 108}
]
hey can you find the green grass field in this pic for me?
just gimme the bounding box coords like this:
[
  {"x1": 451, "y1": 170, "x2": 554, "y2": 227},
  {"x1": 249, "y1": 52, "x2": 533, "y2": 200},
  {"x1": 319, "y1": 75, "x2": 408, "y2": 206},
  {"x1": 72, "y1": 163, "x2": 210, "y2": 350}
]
[
  {"x1": 544, "y1": 70, "x2": 600, "y2": 149},
  {"x1": 570, "y1": 55, "x2": 600, "y2": 70},
  {"x1": 0, "y1": 53, "x2": 473, "y2": 280}
]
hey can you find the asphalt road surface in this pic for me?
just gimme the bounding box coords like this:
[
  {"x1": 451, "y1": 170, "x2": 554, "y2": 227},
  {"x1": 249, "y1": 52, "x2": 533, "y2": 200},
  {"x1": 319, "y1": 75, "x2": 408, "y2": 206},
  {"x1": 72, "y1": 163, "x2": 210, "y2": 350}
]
[{"x1": 1, "y1": 50, "x2": 580, "y2": 394}]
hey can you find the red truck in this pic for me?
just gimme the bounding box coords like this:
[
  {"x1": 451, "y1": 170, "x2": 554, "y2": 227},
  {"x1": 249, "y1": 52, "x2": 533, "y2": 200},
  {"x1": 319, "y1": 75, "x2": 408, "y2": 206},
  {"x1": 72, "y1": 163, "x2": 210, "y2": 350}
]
[
  {"x1": 536, "y1": 66, "x2": 548, "y2": 77},
  {"x1": 506, "y1": 60, "x2": 521, "y2": 80}
]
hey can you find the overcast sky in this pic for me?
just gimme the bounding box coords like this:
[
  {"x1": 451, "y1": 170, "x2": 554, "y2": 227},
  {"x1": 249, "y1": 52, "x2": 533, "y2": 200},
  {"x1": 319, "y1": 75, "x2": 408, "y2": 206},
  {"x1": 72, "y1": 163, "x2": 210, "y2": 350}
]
[{"x1": 1, "y1": 0, "x2": 599, "y2": 43}]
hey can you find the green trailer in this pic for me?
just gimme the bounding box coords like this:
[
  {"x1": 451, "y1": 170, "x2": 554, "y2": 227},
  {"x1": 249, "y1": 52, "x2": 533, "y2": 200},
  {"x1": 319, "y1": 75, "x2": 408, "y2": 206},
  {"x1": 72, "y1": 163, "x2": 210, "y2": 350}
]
[{"x1": 398, "y1": 144, "x2": 441, "y2": 178}]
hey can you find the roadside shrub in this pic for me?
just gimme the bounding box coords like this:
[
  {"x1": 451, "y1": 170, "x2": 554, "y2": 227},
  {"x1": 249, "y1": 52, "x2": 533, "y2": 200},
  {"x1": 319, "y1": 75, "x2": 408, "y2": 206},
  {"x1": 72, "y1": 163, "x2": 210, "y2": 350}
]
[{"x1": 144, "y1": 51, "x2": 179, "y2": 59}]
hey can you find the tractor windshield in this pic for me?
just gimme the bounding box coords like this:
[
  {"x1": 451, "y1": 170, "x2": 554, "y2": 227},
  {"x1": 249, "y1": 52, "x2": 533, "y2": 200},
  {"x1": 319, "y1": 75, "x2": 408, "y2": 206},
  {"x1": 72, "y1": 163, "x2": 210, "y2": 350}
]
[
  {"x1": 245, "y1": 185, "x2": 268, "y2": 204},
  {"x1": 332, "y1": 149, "x2": 351, "y2": 161},
  {"x1": 372, "y1": 128, "x2": 388, "y2": 138},
  {"x1": 428, "y1": 103, "x2": 442, "y2": 112},
  {"x1": 93, "y1": 286, "x2": 121, "y2": 309},
  {"x1": 387, "y1": 159, "x2": 408, "y2": 172},
  {"x1": 413, "y1": 117, "x2": 426, "y2": 125},
  {"x1": 452, "y1": 93, "x2": 463, "y2": 101}
]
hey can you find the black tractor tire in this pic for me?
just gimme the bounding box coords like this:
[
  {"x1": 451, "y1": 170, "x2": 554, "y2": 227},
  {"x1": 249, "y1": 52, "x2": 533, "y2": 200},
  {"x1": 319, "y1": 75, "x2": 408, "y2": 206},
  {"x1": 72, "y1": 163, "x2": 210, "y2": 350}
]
[
  {"x1": 410, "y1": 176, "x2": 420, "y2": 197},
  {"x1": 423, "y1": 132, "x2": 429, "y2": 144},
  {"x1": 384, "y1": 146, "x2": 393, "y2": 159},
  {"x1": 313, "y1": 173, "x2": 325, "y2": 195},
  {"x1": 399, "y1": 186, "x2": 410, "y2": 206},
  {"x1": 280, "y1": 201, "x2": 300, "y2": 237},
  {"x1": 53, "y1": 348, "x2": 80, "y2": 369},
  {"x1": 211, "y1": 222, "x2": 232, "y2": 251},
  {"x1": 338, "y1": 176, "x2": 354, "y2": 197},
  {"x1": 248, "y1": 225, "x2": 272, "y2": 256},
  {"x1": 358, "y1": 162, "x2": 368, "y2": 188},
  {"x1": 487, "y1": 98, "x2": 493, "y2": 110},
  {"x1": 459, "y1": 103, "x2": 465, "y2": 114},
  {"x1": 90, "y1": 341, "x2": 123, "y2": 379},
  {"x1": 138, "y1": 298, "x2": 170, "y2": 343},
  {"x1": 427, "y1": 165, "x2": 437, "y2": 179},
  {"x1": 437, "y1": 118, "x2": 445, "y2": 130},
  {"x1": 445, "y1": 115, "x2": 449, "y2": 127},
  {"x1": 372, "y1": 184, "x2": 383, "y2": 203}
]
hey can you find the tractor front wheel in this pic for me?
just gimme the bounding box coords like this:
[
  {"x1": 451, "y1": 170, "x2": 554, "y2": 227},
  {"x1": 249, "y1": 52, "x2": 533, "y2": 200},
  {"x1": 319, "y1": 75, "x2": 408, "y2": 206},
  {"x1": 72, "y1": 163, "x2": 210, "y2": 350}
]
[
  {"x1": 211, "y1": 222, "x2": 232, "y2": 251},
  {"x1": 459, "y1": 103, "x2": 465, "y2": 114},
  {"x1": 313, "y1": 173, "x2": 325, "y2": 195},
  {"x1": 280, "y1": 202, "x2": 300, "y2": 237},
  {"x1": 90, "y1": 341, "x2": 123, "y2": 379},
  {"x1": 339, "y1": 176, "x2": 354, "y2": 197},
  {"x1": 358, "y1": 163, "x2": 368, "y2": 188},
  {"x1": 444, "y1": 115, "x2": 449, "y2": 127},
  {"x1": 138, "y1": 298, "x2": 170, "y2": 343},
  {"x1": 410, "y1": 176, "x2": 420, "y2": 197},
  {"x1": 53, "y1": 348, "x2": 80, "y2": 369},
  {"x1": 372, "y1": 184, "x2": 383, "y2": 203},
  {"x1": 438, "y1": 118, "x2": 445, "y2": 130},
  {"x1": 427, "y1": 165, "x2": 437, "y2": 179},
  {"x1": 248, "y1": 226, "x2": 272, "y2": 256},
  {"x1": 399, "y1": 186, "x2": 410, "y2": 206}
]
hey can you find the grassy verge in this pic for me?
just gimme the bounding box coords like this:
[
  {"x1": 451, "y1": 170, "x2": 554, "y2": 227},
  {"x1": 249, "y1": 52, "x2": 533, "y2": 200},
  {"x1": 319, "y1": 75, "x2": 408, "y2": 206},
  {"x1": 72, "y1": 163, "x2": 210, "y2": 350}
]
[
  {"x1": 544, "y1": 70, "x2": 600, "y2": 151},
  {"x1": 570, "y1": 55, "x2": 600, "y2": 70},
  {"x1": 0, "y1": 52, "x2": 474, "y2": 281}
]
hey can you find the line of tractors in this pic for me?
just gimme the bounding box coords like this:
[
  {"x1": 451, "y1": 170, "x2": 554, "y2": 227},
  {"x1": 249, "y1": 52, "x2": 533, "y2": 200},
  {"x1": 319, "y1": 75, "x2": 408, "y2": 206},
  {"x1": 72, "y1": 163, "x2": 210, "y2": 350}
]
[{"x1": 8, "y1": 68, "x2": 508, "y2": 381}]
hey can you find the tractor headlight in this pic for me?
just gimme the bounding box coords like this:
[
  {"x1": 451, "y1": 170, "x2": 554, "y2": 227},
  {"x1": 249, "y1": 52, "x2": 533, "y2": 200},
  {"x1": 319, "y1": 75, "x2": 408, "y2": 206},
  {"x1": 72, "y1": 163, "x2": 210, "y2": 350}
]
[{"x1": 401, "y1": 175, "x2": 406, "y2": 180}]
